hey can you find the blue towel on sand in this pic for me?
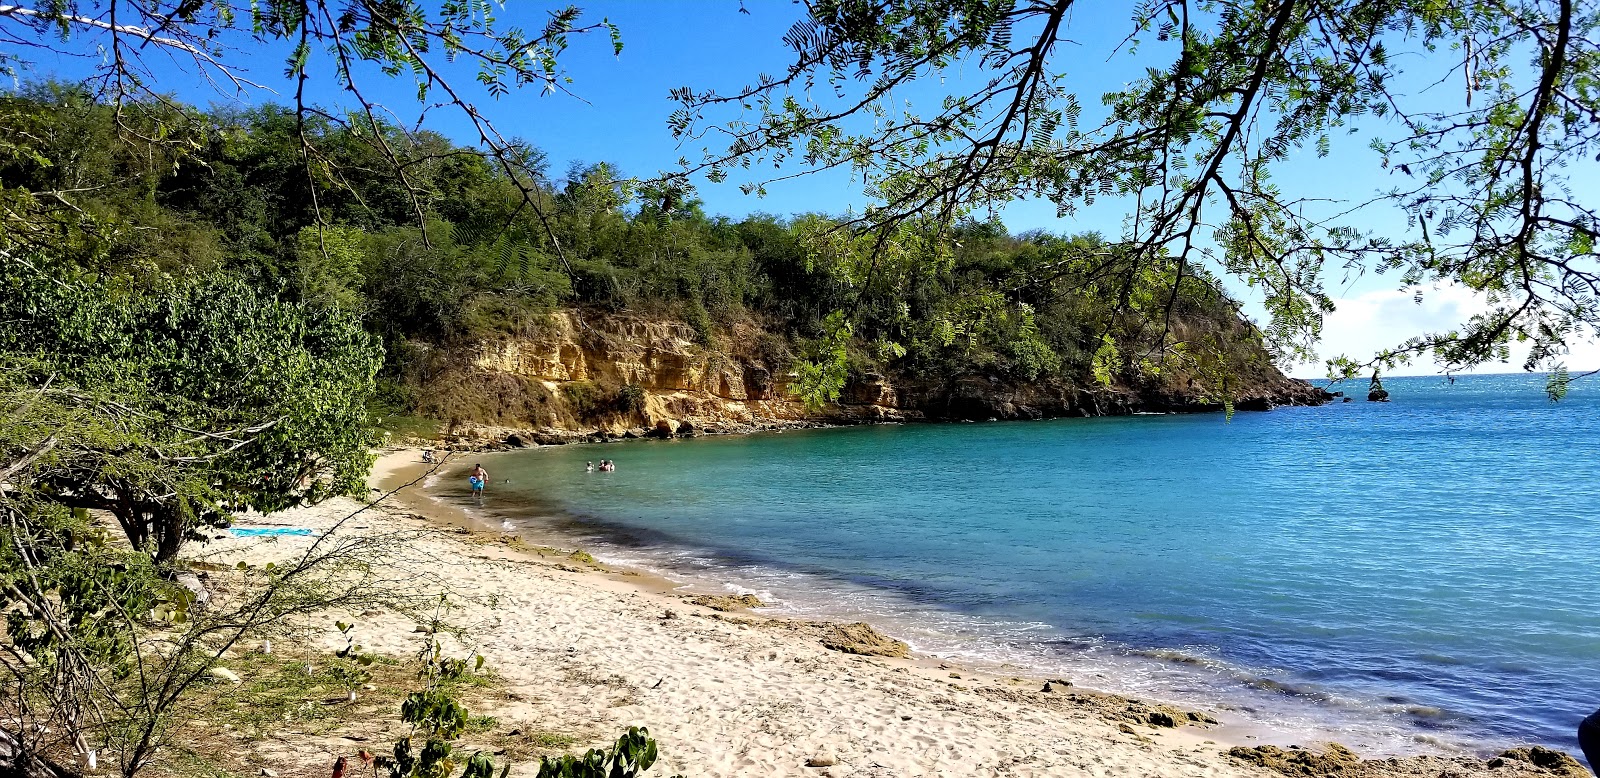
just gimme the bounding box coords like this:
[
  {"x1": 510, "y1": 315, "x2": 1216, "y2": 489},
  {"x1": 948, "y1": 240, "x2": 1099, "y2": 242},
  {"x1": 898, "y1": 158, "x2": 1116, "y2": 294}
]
[{"x1": 229, "y1": 527, "x2": 315, "y2": 537}]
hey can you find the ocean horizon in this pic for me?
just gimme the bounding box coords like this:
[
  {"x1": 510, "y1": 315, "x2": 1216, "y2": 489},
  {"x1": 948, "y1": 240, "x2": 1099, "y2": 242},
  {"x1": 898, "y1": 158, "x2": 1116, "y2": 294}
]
[{"x1": 434, "y1": 373, "x2": 1600, "y2": 761}]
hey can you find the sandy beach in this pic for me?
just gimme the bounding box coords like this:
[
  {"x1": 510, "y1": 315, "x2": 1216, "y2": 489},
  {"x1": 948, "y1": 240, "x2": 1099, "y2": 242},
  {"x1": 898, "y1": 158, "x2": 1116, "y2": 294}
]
[{"x1": 176, "y1": 448, "x2": 1587, "y2": 778}]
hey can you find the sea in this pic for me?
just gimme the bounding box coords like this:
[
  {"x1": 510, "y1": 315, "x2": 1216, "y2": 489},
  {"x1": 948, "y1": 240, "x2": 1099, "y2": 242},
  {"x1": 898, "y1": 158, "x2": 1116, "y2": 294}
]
[{"x1": 431, "y1": 373, "x2": 1600, "y2": 760}]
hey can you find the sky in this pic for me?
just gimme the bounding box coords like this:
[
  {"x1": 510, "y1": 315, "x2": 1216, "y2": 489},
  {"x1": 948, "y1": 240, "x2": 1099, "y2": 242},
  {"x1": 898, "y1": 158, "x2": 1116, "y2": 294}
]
[{"x1": 21, "y1": 0, "x2": 1600, "y2": 377}]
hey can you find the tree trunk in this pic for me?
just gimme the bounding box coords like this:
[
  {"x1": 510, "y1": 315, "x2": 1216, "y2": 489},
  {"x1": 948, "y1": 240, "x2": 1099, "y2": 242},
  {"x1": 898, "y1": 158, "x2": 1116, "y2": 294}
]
[
  {"x1": 152, "y1": 507, "x2": 186, "y2": 565},
  {"x1": 0, "y1": 728, "x2": 76, "y2": 778}
]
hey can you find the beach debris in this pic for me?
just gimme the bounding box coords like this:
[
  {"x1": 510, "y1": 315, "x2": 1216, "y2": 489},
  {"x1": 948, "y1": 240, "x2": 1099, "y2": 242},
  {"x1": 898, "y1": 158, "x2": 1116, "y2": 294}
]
[
  {"x1": 818, "y1": 622, "x2": 910, "y2": 658},
  {"x1": 174, "y1": 571, "x2": 210, "y2": 610},
  {"x1": 1487, "y1": 746, "x2": 1588, "y2": 776},
  {"x1": 661, "y1": 609, "x2": 678, "y2": 620},
  {"x1": 681, "y1": 593, "x2": 766, "y2": 611},
  {"x1": 948, "y1": 672, "x2": 961, "y2": 679},
  {"x1": 651, "y1": 678, "x2": 664, "y2": 689},
  {"x1": 259, "y1": 768, "x2": 277, "y2": 777},
  {"x1": 258, "y1": 640, "x2": 272, "y2": 655},
  {"x1": 1041, "y1": 681, "x2": 1054, "y2": 692},
  {"x1": 805, "y1": 749, "x2": 838, "y2": 768},
  {"x1": 900, "y1": 715, "x2": 912, "y2": 721},
  {"x1": 1229, "y1": 743, "x2": 1360, "y2": 775},
  {"x1": 208, "y1": 667, "x2": 241, "y2": 684}
]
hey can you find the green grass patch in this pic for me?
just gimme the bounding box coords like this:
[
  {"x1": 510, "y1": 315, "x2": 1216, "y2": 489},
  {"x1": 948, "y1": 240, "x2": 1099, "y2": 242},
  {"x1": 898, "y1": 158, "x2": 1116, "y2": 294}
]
[
  {"x1": 192, "y1": 650, "x2": 410, "y2": 737},
  {"x1": 524, "y1": 731, "x2": 577, "y2": 749}
]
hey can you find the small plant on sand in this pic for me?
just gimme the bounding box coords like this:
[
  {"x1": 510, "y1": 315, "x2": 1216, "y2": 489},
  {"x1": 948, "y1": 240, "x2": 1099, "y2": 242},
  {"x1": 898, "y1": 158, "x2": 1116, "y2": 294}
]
[
  {"x1": 379, "y1": 633, "x2": 501, "y2": 778},
  {"x1": 533, "y1": 727, "x2": 658, "y2": 778},
  {"x1": 330, "y1": 622, "x2": 376, "y2": 702},
  {"x1": 376, "y1": 598, "x2": 661, "y2": 778}
]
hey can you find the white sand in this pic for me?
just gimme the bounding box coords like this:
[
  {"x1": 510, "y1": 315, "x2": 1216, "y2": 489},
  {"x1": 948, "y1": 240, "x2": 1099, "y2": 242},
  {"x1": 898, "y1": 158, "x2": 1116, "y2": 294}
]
[{"x1": 178, "y1": 450, "x2": 1384, "y2": 778}]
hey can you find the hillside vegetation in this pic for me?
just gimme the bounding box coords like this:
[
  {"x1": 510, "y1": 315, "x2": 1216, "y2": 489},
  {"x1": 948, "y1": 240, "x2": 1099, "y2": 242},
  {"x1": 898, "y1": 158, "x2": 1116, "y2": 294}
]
[{"x1": 1, "y1": 84, "x2": 1308, "y2": 431}]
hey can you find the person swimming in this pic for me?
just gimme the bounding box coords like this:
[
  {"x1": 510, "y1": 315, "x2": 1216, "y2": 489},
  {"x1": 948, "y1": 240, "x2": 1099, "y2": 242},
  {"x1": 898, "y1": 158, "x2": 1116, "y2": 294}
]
[
  {"x1": 586, "y1": 461, "x2": 594, "y2": 472},
  {"x1": 599, "y1": 459, "x2": 615, "y2": 472}
]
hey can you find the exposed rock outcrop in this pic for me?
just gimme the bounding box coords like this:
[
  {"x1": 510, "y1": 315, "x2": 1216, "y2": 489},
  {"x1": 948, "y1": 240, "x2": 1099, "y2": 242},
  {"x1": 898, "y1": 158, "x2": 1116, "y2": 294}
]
[
  {"x1": 817, "y1": 622, "x2": 912, "y2": 658},
  {"x1": 409, "y1": 309, "x2": 1330, "y2": 444}
]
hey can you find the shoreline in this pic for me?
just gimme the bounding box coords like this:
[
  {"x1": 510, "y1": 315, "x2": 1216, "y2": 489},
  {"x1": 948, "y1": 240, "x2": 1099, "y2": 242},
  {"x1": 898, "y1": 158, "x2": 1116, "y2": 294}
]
[
  {"x1": 373, "y1": 447, "x2": 1273, "y2": 748},
  {"x1": 186, "y1": 446, "x2": 1589, "y2": 778},
  {"x1": 365, "y1": 447, "x2": 1586, "y2": 775}
]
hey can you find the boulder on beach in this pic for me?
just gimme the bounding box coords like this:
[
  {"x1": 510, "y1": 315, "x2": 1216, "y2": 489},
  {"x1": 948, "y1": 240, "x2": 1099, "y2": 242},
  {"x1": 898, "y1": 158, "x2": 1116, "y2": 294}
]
[
  {"x1": 1229, "y1": 743, "x2": 1360, "y2": 775},
  {"x1": 682, "y1": 593, "x2": 766, "y2": 612},
  {"x1": 1487, "y1": 746, "x2": 1588, "y2": 776},
  {"x1": 818, "y1": 622, "x2": 910, "y2": 658}
]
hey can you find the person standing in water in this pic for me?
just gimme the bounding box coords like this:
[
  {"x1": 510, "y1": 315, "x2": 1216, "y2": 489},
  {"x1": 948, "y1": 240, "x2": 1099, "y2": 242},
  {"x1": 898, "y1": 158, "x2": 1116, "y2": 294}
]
[{"x1": 469, "y1": 463, "x2": 487, "y2": 504}]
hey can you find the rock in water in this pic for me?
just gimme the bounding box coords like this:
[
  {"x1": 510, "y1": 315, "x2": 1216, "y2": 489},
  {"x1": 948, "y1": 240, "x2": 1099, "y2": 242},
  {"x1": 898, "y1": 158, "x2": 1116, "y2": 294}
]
[
  {"x1": 1368, "y1": 373, "x2": 1390, "y2": 402},
  {"x1": 682, "y1": 593, "x2": 766, "y2": 611},
  {"x1": 818, "y1": 622, "x2": 910, "y2": 658}
]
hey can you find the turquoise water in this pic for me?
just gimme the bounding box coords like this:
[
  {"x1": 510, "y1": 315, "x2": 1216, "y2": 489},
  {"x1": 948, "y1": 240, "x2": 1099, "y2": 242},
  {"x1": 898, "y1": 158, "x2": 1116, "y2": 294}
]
[{"x1": 443, "y1": 374, "x2": 1600, "y2": 758}]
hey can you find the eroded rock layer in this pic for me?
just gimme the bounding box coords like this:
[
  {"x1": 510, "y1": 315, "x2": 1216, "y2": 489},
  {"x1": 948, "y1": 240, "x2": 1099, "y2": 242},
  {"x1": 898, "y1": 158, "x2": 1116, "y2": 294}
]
[{"x1": 411, "y1": 310, "x2": 1330, "y2": 445}]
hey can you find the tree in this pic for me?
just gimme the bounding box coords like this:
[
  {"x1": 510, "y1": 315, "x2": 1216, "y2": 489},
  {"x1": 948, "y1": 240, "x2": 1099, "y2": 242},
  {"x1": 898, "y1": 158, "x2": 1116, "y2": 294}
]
[
  {"x1": 0, "y1": 0, "x2": 623, "y2": 264},
  {"x1": 671, "y1": 0, "x2": 1600, "y2": 388},
  {"x1": 0, "y1": 369, "x2": 438, "y2": 777},
  {"x1": 0, "y1": 258, "x2": 382, "y2": 562}
]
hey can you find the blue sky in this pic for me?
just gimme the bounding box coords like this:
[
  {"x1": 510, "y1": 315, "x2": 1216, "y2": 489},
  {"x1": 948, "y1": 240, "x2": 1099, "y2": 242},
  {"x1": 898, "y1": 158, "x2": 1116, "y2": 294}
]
[{"x1": 24, "y1": 0, "x2": 1597, "y2": 375}]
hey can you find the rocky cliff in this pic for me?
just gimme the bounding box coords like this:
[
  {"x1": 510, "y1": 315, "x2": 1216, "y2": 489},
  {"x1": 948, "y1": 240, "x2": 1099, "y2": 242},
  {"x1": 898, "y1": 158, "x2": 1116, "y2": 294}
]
[{"x1": 411, "y1": 310, "x2": 1329, "y2": 445}]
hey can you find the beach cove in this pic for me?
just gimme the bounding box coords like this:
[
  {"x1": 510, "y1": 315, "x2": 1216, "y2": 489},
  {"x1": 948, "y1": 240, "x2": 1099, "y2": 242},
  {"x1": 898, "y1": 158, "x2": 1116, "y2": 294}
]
[
  {"x1": 185, "y1": 376, "x2": 1597, "y2": 778},
  {"x1": 428, "y1": 375, "x2": 1600, "y2": 762}
]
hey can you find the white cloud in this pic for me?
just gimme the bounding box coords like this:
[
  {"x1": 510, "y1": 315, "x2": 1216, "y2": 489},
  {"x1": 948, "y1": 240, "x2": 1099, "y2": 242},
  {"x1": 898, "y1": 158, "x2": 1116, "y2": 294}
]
[{"x1": 1280, "y1": 283, "x2": 1600, "y2": 378}]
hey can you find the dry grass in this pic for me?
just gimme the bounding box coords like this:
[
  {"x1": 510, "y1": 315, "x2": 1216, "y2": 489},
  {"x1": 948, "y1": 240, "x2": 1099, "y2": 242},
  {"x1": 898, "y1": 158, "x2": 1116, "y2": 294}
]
[{"x1": 150, "y1": 648, "x2": 554, "y2": 778}]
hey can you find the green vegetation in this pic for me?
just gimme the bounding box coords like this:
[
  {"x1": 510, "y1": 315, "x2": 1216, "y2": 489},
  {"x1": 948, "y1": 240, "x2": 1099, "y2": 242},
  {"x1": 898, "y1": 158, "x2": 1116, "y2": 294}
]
[
  {"x1": 534, "y1": 727, "x2": 658, "y2": 778},
  {"x1": 1, "y1": 85, "x2": 1262, "y2": 418},
  {"x1": 0, "y1": 260, "x2": 381, "y2": 562}
]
